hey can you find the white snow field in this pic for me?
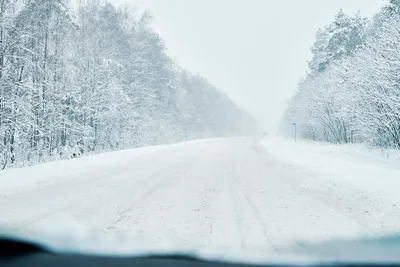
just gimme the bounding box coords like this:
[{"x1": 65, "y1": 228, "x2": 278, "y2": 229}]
[{"x1": 1, "y1": 137, "x2": 400, "y2": 254}]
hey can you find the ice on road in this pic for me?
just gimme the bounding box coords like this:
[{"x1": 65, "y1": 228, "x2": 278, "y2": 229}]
[{"x1": 1, "y1": 137, "x2": 400, "y2": 252}]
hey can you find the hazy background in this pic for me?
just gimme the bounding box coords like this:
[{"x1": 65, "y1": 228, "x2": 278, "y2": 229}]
[{"x1": 101, "y1": 0, "x2": 383, "y2": 132}]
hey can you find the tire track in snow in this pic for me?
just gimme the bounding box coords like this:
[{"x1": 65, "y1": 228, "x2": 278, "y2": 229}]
[
  {"x1": 221, "y1": 142, "x2": 277, "y2": 252},
  {"x1": 230, "y1": 177, "x2": 278, "y2": 252}
]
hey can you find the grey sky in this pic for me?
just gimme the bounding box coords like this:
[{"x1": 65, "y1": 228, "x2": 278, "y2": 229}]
[{"x1": 109, "y1": 0, "x2": 383, "y2": 132}]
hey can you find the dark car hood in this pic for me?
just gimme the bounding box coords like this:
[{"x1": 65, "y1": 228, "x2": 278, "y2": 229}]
[{"x1": 1, "y1": 226, "x2": 400, "y2": 265}]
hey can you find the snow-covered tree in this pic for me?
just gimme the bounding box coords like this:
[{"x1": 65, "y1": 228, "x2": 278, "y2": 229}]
[
  {"x1": 0, "y1": 0, "x2": 258, "y2": 167},
  {"x1": 309, "y1": 9, "x2": 368, "y2": 74},
  {"x1": 282, "y1": 3, "x2": 400, "y2": 149}
]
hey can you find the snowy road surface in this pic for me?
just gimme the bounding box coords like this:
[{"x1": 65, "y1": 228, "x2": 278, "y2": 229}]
[{"x1": 1, "y1": 137, "x2": 400, "y2": 252}]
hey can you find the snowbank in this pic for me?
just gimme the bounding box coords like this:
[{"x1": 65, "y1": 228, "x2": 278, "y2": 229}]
[{"x1": 261, "y1": 137, "x2": 400, "y2": 202}]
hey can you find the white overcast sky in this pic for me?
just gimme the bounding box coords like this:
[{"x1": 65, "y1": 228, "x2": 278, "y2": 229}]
[{"x1": 102, "y1": 0, "x2": 384, "y2": 131}]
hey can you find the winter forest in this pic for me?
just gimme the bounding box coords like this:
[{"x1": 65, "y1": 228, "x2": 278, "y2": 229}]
[
  {"x1": 281, "y1": 0, "x2": 400, "y2": 148},
  {"x1": 0, "y1": 0, "x2": 258, "y2": 167}
]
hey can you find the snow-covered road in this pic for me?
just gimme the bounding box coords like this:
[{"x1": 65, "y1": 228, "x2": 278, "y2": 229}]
[{"x1": 1, "y1": 137, "x2": 400, "y2": 252}]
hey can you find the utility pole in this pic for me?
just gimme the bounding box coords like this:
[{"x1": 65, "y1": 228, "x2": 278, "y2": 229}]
[{"x1": 292, "y1": 122, "x2": 297, "y2": 142}]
